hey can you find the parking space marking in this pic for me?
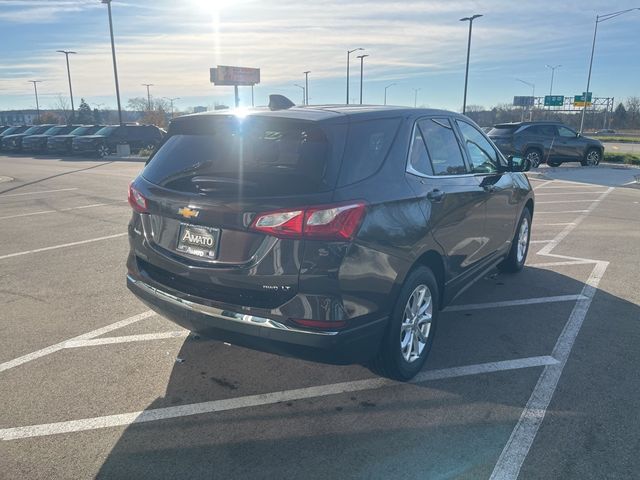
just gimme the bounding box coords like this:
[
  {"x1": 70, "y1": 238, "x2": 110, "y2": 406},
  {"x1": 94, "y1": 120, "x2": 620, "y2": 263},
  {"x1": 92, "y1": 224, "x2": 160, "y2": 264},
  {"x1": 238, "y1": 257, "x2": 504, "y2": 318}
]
[
  {"x1": 0, "y1": 311, "x2": 154, "y2": 373},
  {"x1": 529, "y1": 240, "x2": 553, "y2": 244},
  {"x1": 490, "y1": 185, "x2": 614, "y2": 479},
  {"x1": 0, "y1": 188, "x2": 78, "y2": 199},
  {"x1": 0, "y1": 201, "x2": 127, "y2": 220},
  {"x1": 532, "y1": 180, "x2": 554, "y2": 190},
  {"x1": 0, "y1": 233, "x2": 127, "y2": 261},
  {"x1": 527, "y1": 260, "x2": 592, "y2": 268},
  {"x1": 535, "y1": 210, "x2": 589, "y2": 214},
  {"x1": 536, "y1": 190, "x2": 606, "y2": 193},
  {"x1": 490, "y1": 261, "x2": 608, "y2": 480},
  {"x1": 0, "y1": 355, "x2": 558, "y2": 441},
  {"x1": 64, "y1": 331, "x2": 189, "y2": 348},
  {"x1": 535, "y1": 222, "x2": 575, "y2": 226},
  {"x1": 445, "y1": 294, "x2": 586, "y2": 312},
  {"x1": 536, "y1": 199, "x2": 602, "y2": 204}
]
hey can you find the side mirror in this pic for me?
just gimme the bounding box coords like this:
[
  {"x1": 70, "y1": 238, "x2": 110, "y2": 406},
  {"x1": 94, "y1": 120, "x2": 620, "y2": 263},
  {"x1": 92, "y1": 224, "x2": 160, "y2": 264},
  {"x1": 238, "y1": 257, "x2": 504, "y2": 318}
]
[
  {"x1": 576, "y1": 132, "x2": 581, "y2": 138},
  {"x1": 507, "y1": 155, "x2": 530, "y2": 172}
]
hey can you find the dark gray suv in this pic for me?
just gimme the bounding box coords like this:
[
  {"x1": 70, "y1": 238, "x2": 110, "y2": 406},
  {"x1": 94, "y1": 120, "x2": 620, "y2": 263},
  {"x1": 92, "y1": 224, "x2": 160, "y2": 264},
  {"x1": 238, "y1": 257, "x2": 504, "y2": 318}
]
[
  {"x1": 126, "y1": 105, "x2": 534, "y2": 380},
  {"x1": 488, "y1": 121, "x2": 604, "y2": 167}
]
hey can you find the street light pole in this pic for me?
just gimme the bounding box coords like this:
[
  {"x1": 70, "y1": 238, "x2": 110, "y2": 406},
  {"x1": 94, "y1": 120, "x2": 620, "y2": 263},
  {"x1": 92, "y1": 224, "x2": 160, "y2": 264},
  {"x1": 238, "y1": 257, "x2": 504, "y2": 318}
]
[
  {"x1": 294, "y1": 84, "x2": 306, "y2": 105},
  {"x1": 356, "y1": 54, "x2": 369, "y2": 105},
  {"x1": 164, "y1": 97, "x2": 179, "y2": 118},
  {"x1": 101, "y1": 0, "x2": 123, "y2": 125},
  {"x1": 459, "y1": 14, "x2": 483, "y2": 115},
  {"x1": 346, "y1": 48, "x2": 364, "y2": 104},
  {"x1": 142, "y1": 83, "x2": 153, "y2": 110},
  {"x1": 545, "y1": 64, "x2": 561, "y2": 95},
  {"x1": 413, "y1": 88, "x2": 421, "y2": 108},
  {"x1": 28, "y1": 80, "x2": 42, "y2": 124},
  {"x1": 384, "y1": 83, "x2": 396, "y2": 105},
  {"x1": 56, "y1": 50, "x2": 76, "y2": 121},
  {"x1": 516, "y1": 78, "x2": 535, "y2": 121},
  {"x1": 579, "y1": 8, "x2": 639, "y2": 134},
  {"x1": 303, "y1": 71, "x2": 310, "y2": 105}
]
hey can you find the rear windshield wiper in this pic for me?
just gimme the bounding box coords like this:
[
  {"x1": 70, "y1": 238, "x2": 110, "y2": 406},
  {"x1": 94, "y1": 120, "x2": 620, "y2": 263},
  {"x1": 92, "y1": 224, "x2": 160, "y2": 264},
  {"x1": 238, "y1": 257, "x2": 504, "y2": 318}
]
[{"x1": 191, "y1": 176, "x2": 258, "y2": 187}]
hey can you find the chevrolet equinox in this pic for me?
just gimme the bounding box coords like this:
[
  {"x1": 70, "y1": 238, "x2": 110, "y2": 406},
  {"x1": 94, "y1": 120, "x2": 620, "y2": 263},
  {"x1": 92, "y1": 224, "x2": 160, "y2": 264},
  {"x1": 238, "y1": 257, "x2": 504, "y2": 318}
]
[{"x1": 126, "y1": 104, "x2": 534, "y2": 380}]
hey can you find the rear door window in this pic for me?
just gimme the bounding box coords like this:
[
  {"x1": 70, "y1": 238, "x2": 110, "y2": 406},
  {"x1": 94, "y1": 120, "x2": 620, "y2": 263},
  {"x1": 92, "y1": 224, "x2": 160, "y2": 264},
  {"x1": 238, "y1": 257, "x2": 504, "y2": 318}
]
[
  {"x1": 338, "y1": 118, "x2": 401, "y2": 186},
  {"x1": 407, "y1": 122, "x2": 433, "y2": 176},
  {"x1": 143, "y1": 116, "x2": 336, "y2": 197},
  {"x1": 419, "y1": 118, "x2": 467, "y2": 176},
  {"x1": 456, "y1": 120, "x2": 503, "y2": 174}
]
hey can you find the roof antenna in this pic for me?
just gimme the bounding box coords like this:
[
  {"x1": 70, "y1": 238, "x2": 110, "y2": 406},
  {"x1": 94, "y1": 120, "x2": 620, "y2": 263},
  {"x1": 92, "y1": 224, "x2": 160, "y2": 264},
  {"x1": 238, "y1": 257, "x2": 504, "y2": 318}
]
[{"x1": 268, "y1": 94, "x2": 295, "y2": 110}]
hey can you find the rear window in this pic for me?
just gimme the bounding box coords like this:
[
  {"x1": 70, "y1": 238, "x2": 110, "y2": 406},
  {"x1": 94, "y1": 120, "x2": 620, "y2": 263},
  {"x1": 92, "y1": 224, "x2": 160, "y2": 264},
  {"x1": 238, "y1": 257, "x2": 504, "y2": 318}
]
[
  {"x1": 142, "y1": 117, "x2": 336, "y2": 197},
  {"x1": 95, "y1": 126, "x2": 120, "y2": 136},
  {"x1": 488, "y1": 126, "x2": 518, "y2": 136},
  {"x1": 337, "y1": 118, "x2": 401, "y2": 186}
]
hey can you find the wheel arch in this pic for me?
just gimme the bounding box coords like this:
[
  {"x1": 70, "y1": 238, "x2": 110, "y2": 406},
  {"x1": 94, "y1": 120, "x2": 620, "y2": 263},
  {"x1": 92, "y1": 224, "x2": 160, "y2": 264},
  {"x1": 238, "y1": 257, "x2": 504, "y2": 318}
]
[{"x1": 412, "y1": 249, "x2": 446, "y2": 309}]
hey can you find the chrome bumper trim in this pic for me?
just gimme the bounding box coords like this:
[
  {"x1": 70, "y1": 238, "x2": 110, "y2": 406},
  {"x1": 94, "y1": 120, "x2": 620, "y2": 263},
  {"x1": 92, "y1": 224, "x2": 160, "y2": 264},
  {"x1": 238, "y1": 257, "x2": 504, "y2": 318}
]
[{"x1": 127, "y1": 275, "x2": 339, "y2": 336}]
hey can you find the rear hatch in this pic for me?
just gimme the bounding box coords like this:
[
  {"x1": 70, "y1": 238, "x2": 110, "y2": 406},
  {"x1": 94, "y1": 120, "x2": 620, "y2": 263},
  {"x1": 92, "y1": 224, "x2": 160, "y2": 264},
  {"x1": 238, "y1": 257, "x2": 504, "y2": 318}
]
[
  {"x1": 132, "y1": 113, "x2": 346, "y2": 308},
  {"x1": 488, "y1": 124, "x2": 520, "y2": 151}
]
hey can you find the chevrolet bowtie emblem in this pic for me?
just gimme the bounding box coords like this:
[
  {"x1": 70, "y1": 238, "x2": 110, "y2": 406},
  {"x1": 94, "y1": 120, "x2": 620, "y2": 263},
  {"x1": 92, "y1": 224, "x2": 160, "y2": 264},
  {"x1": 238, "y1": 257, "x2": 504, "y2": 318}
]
[{"x1": 178, "y1": 207, "x2": 199, "y2": 219}]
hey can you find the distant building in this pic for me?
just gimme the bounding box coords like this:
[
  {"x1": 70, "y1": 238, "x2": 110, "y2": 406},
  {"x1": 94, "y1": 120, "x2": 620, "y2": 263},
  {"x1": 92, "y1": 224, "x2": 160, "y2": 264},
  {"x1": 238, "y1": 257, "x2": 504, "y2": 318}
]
[
  {"x1": 0, "y1": 110, "x2": 40, "y2": 125},
  {"x1": 193, "y1": 106, "x2": 207, "y2": 113}
]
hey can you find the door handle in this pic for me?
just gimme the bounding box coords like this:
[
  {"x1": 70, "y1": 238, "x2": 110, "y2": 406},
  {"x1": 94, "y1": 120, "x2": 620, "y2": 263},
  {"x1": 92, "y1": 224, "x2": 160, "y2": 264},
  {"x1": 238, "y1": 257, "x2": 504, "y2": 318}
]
[{"x1": 427, "y1": 189, "x2": 445, "y2": 202}]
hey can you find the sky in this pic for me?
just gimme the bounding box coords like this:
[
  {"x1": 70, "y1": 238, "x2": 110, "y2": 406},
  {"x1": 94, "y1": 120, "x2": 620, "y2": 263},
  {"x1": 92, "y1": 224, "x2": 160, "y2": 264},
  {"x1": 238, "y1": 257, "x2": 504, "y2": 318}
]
[{"x1": 0, "y1": 0, "x2": 638, "y2": 113}]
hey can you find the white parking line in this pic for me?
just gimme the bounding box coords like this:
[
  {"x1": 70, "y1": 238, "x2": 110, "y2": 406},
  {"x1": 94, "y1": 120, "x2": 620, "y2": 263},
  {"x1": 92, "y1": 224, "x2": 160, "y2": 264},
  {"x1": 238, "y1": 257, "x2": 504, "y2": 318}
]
[
  {"x1": 490, "y1": 261, "x2": 608, "y2": 480},
  {"x1": 529, "y1": 240, "x2": 553, "y2": 244},
  {"x1": 64, "y1": 331, "x2": 189, "y2": 348},
  {"x1": 534, "y1": 223, "x2": 575, "y2": 226},
  {"x1": 0, "y1": 355, "x2": 558, "y2": 441},
  {"x1": 535, "y1": 191, "x2": 607, "y2": 195},
  {"x1": 490, "y1": 186, "x2": 613, "y2": 479},
  {"x1": 0, "y1": 201, "x2": 127, "y2": 220},
  {"x1": 445, "y1": 295, "x2": 586, "y2": 312},
  {"x1": 0, "y1": 311, "x2": 154, "y2": 373},
  {"x1": 0, "y1": 188, "x2": 78, "y2": 198},
  {"x1": 536, "y1": 199, "x2": 601, "y2": 204},
  {"x1": 0, "y1": 233, "x2": 127, "y2": 261},
  {"x1": 527, "y1": 260, "x2": 593, "y2": 267},
  {"x1": 535, "y1": 210, "x2": 589, "y2": 214}
]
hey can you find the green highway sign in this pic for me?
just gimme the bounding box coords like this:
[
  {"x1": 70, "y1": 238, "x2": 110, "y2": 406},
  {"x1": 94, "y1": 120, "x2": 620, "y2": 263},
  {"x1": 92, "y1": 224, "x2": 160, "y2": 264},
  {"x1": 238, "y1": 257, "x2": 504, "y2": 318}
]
[
  {"x1": 544, "y1": 95, "x2": 564, "y2": 106},
  {"x1": 574, "y1": 92, "x2": 592, "y2": 107}
]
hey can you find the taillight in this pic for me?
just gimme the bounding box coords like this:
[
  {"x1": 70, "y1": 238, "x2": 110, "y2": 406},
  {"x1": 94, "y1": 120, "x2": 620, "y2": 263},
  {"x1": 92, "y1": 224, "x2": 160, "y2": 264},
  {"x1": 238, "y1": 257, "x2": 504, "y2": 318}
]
[
  {"x1": 128, "y1": 182, "x2": 148, "y2": 213},
  {"x1": 250, "y1": 202, "x2": 366, "y2": 241}
]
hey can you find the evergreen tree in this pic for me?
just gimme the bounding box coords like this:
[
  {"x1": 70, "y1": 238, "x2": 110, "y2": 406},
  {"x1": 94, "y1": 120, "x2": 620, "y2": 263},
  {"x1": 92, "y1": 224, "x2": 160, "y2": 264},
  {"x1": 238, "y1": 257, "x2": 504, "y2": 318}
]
[{"x1": 77, "y1": 99, "x2": 93, "y2": 124}]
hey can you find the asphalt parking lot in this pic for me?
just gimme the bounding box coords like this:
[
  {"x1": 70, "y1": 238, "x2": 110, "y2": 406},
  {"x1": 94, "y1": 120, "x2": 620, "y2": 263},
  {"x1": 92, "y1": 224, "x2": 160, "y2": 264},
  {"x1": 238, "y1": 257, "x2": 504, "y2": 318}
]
[{"x1": 1, "y1": 154, "x2": 639, "y2": 479}]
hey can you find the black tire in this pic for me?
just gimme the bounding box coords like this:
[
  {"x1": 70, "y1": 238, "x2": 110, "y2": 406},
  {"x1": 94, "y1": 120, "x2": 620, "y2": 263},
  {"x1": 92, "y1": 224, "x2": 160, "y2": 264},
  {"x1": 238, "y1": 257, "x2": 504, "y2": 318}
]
[
  {"x1": 524, "y1": 148, "x2": 543, "y2": 168},
  {"x1": 547, "y1": 160, "x2": 562, "y2": 167},
  {"x1": 581, "y1": 148, "x2": 601, "y2": 167},
  {"x1": 373, "y1": 266, "x2": 439, "y2": 381},
  {"x1": 498, "y1": 208, "x2": 532, "y2": 273}
]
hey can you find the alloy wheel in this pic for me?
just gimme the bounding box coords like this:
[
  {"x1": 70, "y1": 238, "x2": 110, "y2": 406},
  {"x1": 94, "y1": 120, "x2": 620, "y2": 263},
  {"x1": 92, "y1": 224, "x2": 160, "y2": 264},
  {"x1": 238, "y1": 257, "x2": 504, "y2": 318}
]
[
  {"x1": 517, "y1": 216, "x2": 530, "y2": 263},
  {"x1": 400, "y1": 284, "x2": 433, "y2": 363},
  {"x1": 586, "y1": 150, "x2": 600, "y2": 166},
  {"x1": 525, "y1": 151, "x2": 541, "y2": 168}
]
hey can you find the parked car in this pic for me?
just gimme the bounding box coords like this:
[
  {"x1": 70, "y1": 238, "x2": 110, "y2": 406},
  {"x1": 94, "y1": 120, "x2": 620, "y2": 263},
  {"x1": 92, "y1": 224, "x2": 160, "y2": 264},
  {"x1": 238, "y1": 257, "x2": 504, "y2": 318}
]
[
  {"x1": 0, "y1": 126, "x2": 12, "y2": 135},
  {"x1": 1, "y1": 125, "x2": 55, "y2": 152},
  {"x1": 595, "y1": 128, "x2": 616, "y2": 135},
  {"x1": 22, "y1": 125, "x2": 82, "y2": 154},
  {"x1": 72, "y1": 124, "x2": 164, "y2": 157},
  {"x1": 488, "y1": 121, "x2": 604, "y2": 167},
  {"x1": 47, "y1": 125, "x2": 105, "y2": 154},
  {"x1": 0, "y1": 125, "x2": 30, "y2": 150},
  {"x1": 126, "y1": 104, "x2": 534, "y2": 380}
]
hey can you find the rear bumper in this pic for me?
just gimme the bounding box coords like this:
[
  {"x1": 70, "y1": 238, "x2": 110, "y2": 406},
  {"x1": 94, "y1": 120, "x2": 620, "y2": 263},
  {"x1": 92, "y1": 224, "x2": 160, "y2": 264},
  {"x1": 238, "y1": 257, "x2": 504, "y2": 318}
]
[{"x1": 126, "y1": 274, "x2": 387, "y2": 364}]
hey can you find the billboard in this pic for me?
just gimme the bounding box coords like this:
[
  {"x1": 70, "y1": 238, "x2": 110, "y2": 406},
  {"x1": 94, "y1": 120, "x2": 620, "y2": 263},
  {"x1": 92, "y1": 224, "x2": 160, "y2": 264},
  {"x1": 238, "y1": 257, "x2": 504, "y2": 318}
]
[
  {"x1": 210, "y1": 66, "x2": 260, "y2": 86},
  {"x1": 513, "y1": 96, "x2": 534, "y2": 107}
]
